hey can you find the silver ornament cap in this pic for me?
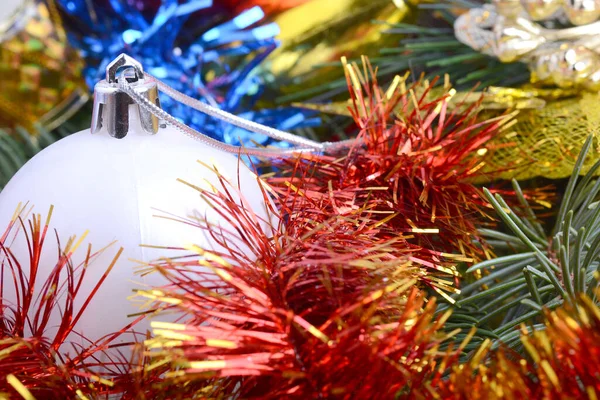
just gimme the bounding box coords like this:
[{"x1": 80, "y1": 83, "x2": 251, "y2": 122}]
[{"x1": 91, "y1": 54, "x2": 161, "y2": 139}]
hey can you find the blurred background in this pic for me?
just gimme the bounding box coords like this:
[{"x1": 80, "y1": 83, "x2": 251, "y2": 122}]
[
  {"x1": 0, "y1": 0, "x2": 437, "y2": 188},
  {"x1": 8, "y1": 0, "x2": 567, "y2": 187}
]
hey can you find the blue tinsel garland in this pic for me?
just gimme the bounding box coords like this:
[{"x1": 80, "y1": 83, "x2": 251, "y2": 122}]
[{"x1": 56, "y1": 0, "x2": 317, "y2": 147}]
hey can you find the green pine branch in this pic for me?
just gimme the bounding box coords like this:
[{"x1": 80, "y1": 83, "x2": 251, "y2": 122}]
[
  {"x1": 0, "y1": 105, "x2": 91, "y2": 189},
  {"x1": 0, "y1": 127, "x2": 60, "y2": 189},
  {"x1": 444, "y1": 135, "x2": 600, "y2": 353},
  {"x1": 274, "y1": 1, "x2": 530, "y2": 106}
]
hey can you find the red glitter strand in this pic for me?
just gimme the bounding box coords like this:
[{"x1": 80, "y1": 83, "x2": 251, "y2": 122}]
[
  {"x1": 268, "y1": 59, "x2": 525, "y2": 262},
  {"x1": 424, "y1": 293, "x2": 600, "y2": 399},
  {"x1": 0, "y1": 205, "x2": 163, "y2": 398},
  {"x1": 221, "y1": 0, "x2": 310, "y2": 15},
  {"x1": 139, "y1": 164, "x2": 461, "y2": 399}
]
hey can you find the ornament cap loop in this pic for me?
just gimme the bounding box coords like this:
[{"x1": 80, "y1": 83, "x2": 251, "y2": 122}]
[
  {"x1": 106, "y1": 54, "x2": 144, "y2": 84},
  {"x1": 91, "y1": 54, "x2": 161, "y2": 139}
]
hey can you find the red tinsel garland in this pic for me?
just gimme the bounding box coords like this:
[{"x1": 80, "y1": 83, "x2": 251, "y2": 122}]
[
  {"x1": 0, "y1": 59, "x2": 569, "y2": 399},
  {"x1": 0, "y1": 205, "x2": 162, "y2": 399},
  {"x1": 268, "y1": 60, "x2": 521, "y2": 264},
  {"x1": 429, "y1": 294, "x2": 600, "y2": 399},
  {"x1": 140, "y1": 166, "x2": 460, "y2": 399},
  {"x1": 221, "y1": 0, "x2": 310, "y2": 15}
]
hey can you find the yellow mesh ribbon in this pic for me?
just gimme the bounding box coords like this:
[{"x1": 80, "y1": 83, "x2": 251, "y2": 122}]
[
  {"x1": 482, "y1": 92, "x2": 600, "y2": 180},
  {"x1": 297, "y1": 76, "x2": 600, "y2": 180}
]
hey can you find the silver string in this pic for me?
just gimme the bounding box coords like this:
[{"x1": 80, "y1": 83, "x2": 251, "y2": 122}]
[
  {"x1": 143, "y1": 73, "x2": 360, "y2": 153},
  {"x1": 143, "y1": 73, "x2": 327, "y2": 151},
  {"x1": 118, "y1": 69, "x2": 361, "y2": 158},
  {"x1": 118, "y1": 72, "x2": 318, "y2": 158}
]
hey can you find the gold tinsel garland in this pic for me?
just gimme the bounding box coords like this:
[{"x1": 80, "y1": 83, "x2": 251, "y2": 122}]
[
  {"x1": 483, "y1": 91, "x2": 600, "y2": 180},
  {"x1": 0, "y1": 0, "x2": 87, "y2": 132}
]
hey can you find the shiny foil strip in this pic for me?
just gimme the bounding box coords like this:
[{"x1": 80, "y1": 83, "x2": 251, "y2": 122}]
[{"x1": 0, "y1": 0, "x2": 87, "y2": 132}]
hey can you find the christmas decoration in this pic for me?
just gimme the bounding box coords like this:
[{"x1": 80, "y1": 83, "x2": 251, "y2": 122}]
[
  {"x1": 0, "y1": 55, "x2": 273, "y2": 345},
  {"x1": 140, "y1": 159, "x2": 459, "y2": 399},
  {"x1": 0, "y1": 0, "x2": 89, "y2": 190},
  {"x1": 0, "y1": 207, "x2": 164, "y2": 399},
  {"x1": 264, "y1": 0, "x2": 414, "y2": 104},
  {"x1": 430, "y1": 293, "x2": 600, "y2": 399},
  {"x1": 268, "y1": 58, "x2": 546, "y2": 263},
  {"x1": 0, "y1": 0, "x2": 599, "y2": 396},
  {"x1": 444, "y1": 134, "x2": 600, "y2": 351},
  {"x1": 55, "y1": 0, "x2": 317, "y2": 147},
  {"x1": 479, "y1": 90, "x2": 600, "y2": 180},
  {"x1": 0, "y1": 0, "x2": 87, "y2": 132},
  {"x1": 221, "y1": 0, "x2": 310, "y2": 16},
  {"x1": 455, "y1": 5, "x2": 600, "y2": 90}
]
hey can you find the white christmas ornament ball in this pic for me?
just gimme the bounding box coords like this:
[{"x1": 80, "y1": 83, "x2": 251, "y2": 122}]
[
  {"x1": 0, "y1": 107, "x2": 272, "y2": 345},
  {"x1": 0, "y1": 0, "x2": 24, "y2": 22}
]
